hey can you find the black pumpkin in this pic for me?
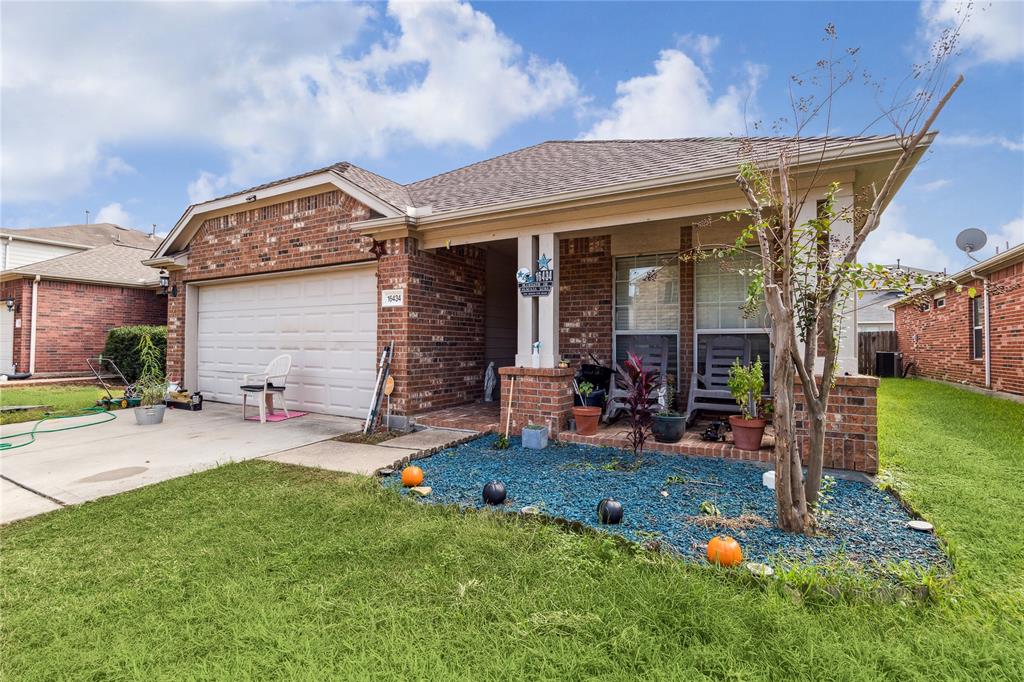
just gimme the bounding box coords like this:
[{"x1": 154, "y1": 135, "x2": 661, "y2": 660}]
[
  {"x1": 483, "y1": 481, "x2": 507, "y2": 505},
  {"x1": 597, "y1": 498, "x2": 623, "y2": 524}
]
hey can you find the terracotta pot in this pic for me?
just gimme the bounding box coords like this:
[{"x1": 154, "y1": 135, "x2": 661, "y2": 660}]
[
  {"x1": 572, "y1": 406, "x2": 602, "y2": 436},
  {"x1": 728, "y1": 415, "x2": 767, "y2": 451}
]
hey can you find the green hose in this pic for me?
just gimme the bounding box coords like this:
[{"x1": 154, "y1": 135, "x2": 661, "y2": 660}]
[{"x1": 0, "y1": 407, "x2": 117, "y2": 451}]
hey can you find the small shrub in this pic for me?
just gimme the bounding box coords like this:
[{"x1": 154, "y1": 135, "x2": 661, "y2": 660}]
[
  {"x1": 493, "y1": 434, "x2": 510, "y2": 450},
  {"x1": 103, "y1": 325, "x2": 167, "y2": 382}
]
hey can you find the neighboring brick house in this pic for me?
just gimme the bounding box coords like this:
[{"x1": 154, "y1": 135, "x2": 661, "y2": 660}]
[
  {"x1": 893, "y1": 243, "x2": 1024, "y2": 396},
  {"x1": 0, "y1": 224, "x2": 166, "y2": 377},
  {"x1": 148, "y1": 136, "x2": 932, "y2": 474}
]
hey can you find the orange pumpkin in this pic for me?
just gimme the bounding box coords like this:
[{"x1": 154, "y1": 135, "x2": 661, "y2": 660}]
[
  {"x1": 706, "y1": 535, "x2": 743, "y2": 567},
  {"x1": 401, "y1": 466, "x2": 424, "y2": 487}
]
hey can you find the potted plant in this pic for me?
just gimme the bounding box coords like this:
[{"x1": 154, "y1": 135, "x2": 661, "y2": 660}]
[
  {"x1": 521, "y1": 422, "x2": 548, "y2": 450},
  {"x1": 726, "y1": 357, "x2": 766, "y2": 451},
  {"x1": 133, "y1": 331, "x2": 168, "y2": 426},
  {"x1": 651, "y1": 380, "x2": 685, "y2": 443},
  {"x1": 572, "y1": 381, "x2": 602, "y2": 436}
]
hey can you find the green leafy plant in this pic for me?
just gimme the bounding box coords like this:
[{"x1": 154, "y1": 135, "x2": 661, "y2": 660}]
[
  {"x1": 699, "y1": 500, "x2": 721, "y2": 517},
  {"x1": 102, "y1": 325, "x2": 167, "y2": 382},
  {"x1": 494, "y1": 434, "x2": 510, "y2": 450},
  {"x1": 135, "y1": 332, "x2": 167, "y2": 407},
  {"x1": 727, "y1": 357, "x2": 765, "y2": 419},
  {"x1": 577, "y1": 381, "x2": 595, "y2": 399}
]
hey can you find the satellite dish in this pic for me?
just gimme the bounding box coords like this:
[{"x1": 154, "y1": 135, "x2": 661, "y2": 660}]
[{"x1": 955, "y1": 228, "x2": 987, "y2": 254}]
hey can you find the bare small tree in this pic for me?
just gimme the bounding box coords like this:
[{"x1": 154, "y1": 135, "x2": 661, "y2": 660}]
[{"x1": 693, "y1": 15, "x2": 970, "y2": 532}]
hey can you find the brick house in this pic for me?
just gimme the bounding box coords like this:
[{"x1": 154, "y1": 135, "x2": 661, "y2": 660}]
[
  {"x1": 147, "y1": 136, "x2": 930, "y2": 474},
  {"x1": 1, "y1": 224, "x2": 167, "y2": 377},
  {"x1": 892, "y1": 243, "x2": 1024, "y2": 396}
]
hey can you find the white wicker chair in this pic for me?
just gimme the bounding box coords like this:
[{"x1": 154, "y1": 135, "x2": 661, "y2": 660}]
[{"x1": 241, "y1": 354, "x2": 292, "y2": 423}]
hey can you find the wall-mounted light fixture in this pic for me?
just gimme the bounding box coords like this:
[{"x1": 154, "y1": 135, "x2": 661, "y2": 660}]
[
  {"x1": 158, "y1": 270, "x2": 178, "y2": 297},
  {"x1": 3, "y1": 296, "x2": 14, "y2": 312},
  {"x1": 246, "y1": 194, "x2": 257, "y2": 202}
]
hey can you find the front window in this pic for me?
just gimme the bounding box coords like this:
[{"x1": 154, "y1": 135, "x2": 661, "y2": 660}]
[
  {"x1": 694, "y1": 252, "x2": 771, "y2": 390},
  {"x1": 613, "y1": 254, "x2": 679, "y2": 387},
  {"x1": 971, "y1": 296, "x2": 984, "y2": 360}
]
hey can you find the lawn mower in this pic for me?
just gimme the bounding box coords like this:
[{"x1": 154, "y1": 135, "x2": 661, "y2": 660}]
[{"x1": 86, "y1": 355, "x2": 140, "y2": 410}]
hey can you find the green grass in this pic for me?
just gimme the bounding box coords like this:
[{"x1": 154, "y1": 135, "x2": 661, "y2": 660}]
[
  {"x1": 0, "y1": 384, "x2": 110, "y2": 425},
  {"x1": 2, "y1": 378, "x2": 1022, "y2": 680}
]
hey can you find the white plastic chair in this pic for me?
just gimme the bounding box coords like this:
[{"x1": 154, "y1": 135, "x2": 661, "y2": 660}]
[{"x1": 241, "y1": 354, "x2": 292, "y2": 423}]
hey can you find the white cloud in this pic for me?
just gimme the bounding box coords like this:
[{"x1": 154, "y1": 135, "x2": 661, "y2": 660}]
[
  {"x1": 187, "y1": 172, "x2": 230, "y2": 204},
  {"x1": 921, "y1": 0, "x2": 1024, "y2": 63},
  {"x1": 937, "y1": 133, "x2": 1024, "y2": 152},
  {"x1": 582, "y1": 47, "x2": 761, "y2": 140},
  {"x1": 860, "y1": 203, "x2": 954, "y2": 272},
  {"x1": 1, "y1": 1, "x2": 579, "y2": 203},
  {"x1": 919, "y1": 178, "x2": 952, "y2": 192},
  {"x1": 94, "y1": 202, "x2": 133, "y2": 227},
  {"x1": 984, "y1": 215, "x2": 1024, "y2": 256},
  {"x1": 677, "y1": 34, "x2": 721, "y2": 70}
]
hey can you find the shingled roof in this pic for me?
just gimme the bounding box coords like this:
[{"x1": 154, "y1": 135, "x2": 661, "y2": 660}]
[
  {"x1": 0, "y1": 223, "x2": 160, "y2": 249},
  {"x1": 187, "y1": 136, "x2": 897, "y2": 220},
  {"x1": 5, "y1": 243, "x2": 160, "y2": 287},
  {"x1": 403, "y1": 136, "x2": 891, "y2": 214}
]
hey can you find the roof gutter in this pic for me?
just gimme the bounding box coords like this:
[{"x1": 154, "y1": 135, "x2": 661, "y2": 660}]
[{"x1": 0, "y1": 233, "x2": 92, "y2": 250}]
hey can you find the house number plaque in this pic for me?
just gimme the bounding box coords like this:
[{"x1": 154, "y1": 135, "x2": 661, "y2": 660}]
[{"x1": 516, "y1": 254, "x2": 554, "y2": 297}]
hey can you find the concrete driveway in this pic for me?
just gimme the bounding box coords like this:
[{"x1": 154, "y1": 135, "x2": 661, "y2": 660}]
[{"x1": 1, "y1": 403, "x2": 361, "y2": 524}]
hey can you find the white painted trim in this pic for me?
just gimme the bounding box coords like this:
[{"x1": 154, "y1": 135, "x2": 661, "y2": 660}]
[
  {"x1": 29, "y1": 276, "x2": 39, "y2": 373},
  {"x1": 154, "y1": 172, "x2": 403, "y2": 258},
  {"x1": 184, "y1": 283, "x2": 199, "y2": 390},
  {"x1": 186, "y1": 259, "x2": 376, "y2": 287}
]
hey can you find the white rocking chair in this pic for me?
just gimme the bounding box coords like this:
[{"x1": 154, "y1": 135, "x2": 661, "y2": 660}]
[{"x1": 241, "y1": 354, "x2": 292, "y2": 423}]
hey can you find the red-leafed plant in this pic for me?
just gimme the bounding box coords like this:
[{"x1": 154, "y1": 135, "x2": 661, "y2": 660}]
[{"x1": 615, "y1": 352, "x2": 662, "y2": 456}]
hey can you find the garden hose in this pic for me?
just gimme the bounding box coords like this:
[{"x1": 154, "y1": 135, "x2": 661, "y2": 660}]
[{"x1": 0, "y1": 407, "x2": 116, "y2": 451}]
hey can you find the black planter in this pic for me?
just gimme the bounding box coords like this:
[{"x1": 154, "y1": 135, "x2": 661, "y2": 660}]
[
  {"x1": 651, "y1": 414, "x2": 686, "y2": 443},
  {"x1": 573, "y1": 389, "x2": 606, "y2": 408}
]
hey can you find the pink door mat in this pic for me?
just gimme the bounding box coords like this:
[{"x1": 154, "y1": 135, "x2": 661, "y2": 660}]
[{"x1": 245, "y1": 411, "x2": 308, "y2": 423}]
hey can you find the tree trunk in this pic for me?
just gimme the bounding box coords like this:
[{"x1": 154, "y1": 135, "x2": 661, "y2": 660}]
[{"x1": 769, "y1": 313, "x2": 811, "y2": 532}]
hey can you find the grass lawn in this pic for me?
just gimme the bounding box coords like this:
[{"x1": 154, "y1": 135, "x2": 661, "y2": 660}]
[
  {"x1": 2, "y1": 378, "x2": 1022, "y2": 680},
  {"x1": 0, "y1": 384, "x2": 110, "y2": 425}
]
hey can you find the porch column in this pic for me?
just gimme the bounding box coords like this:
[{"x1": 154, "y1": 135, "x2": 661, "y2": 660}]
[
  {"x1": 800, "y1": 184, "x2": 858, "y2": 375},
  {"x1": 515, "y1": 235, "x2": 536, "y2": 366},
  {"x1": 537, "y1": 233, "x2": 559, "y2": 367},
  {"x1": 514, "y1": 233, "x2": 560, "y2": 367}
]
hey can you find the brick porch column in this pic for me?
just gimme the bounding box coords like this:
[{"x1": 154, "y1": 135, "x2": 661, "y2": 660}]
[
  {"x1": 795, "y1": 374, "x2": 879, "y2": 474},
  {"x1": 498, "y1": 366, "x2": 574, "y2": 435}
]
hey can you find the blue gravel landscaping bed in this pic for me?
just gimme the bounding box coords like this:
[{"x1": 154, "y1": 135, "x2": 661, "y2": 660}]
[{"x1": 384, "y1": 434, "x2": 946, "y2": 570}]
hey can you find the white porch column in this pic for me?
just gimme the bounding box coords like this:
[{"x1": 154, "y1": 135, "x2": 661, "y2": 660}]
[
  {"x1": 833, "y1": 182, "x2": 858, "y2": 374},
  {"x1": 515, "y1": 235, "x2": 536, "y2": 366},
  {"x1": 537, "y1": 233, "x2": 559, "y2": 367},
  {"x1": 514, "y1": 233, "x2": 560, "y2": 367},
  {"x1": 803, "y1": 183, "x2": 858, "y2": 375}
]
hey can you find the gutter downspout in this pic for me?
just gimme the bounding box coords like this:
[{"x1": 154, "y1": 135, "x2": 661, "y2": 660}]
[
  {"x1": 29, "y1": 275, "x2": 40, "y2": 374},
  {"x1": 970, "y1": 269, "x2": 991, "y2": 389}
]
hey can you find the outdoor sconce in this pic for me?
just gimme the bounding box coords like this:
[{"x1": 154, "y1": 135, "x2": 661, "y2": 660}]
[
  {"x1": 3, "y1": 296, "x2": 14, "y2": 312},
  {"x1": 159, "y1": 270, "x2": 178, "y2": 297}
]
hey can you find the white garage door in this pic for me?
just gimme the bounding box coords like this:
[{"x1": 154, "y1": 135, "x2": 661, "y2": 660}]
[{"x1": 196, "y1": 266, "x2": 377, "y2": 418}]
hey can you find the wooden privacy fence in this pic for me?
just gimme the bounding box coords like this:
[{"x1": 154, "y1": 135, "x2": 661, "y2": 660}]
[{"x1": 858, "y1": 331, "x2": 898, "y2": 375}]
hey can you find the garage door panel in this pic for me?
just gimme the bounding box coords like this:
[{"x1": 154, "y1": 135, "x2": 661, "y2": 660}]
[{"x1": 196, "y1": 267, "x2": 378, "y2": 418}]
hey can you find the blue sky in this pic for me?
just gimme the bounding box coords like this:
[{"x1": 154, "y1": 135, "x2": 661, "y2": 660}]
[{"x1": 1, "y1": 1, "x2": 1021, "y2": 272}]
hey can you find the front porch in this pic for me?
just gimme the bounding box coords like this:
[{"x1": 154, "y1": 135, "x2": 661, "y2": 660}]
[{"x1": 392, "y1": 196, "x2": 874, "y2": 473}]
